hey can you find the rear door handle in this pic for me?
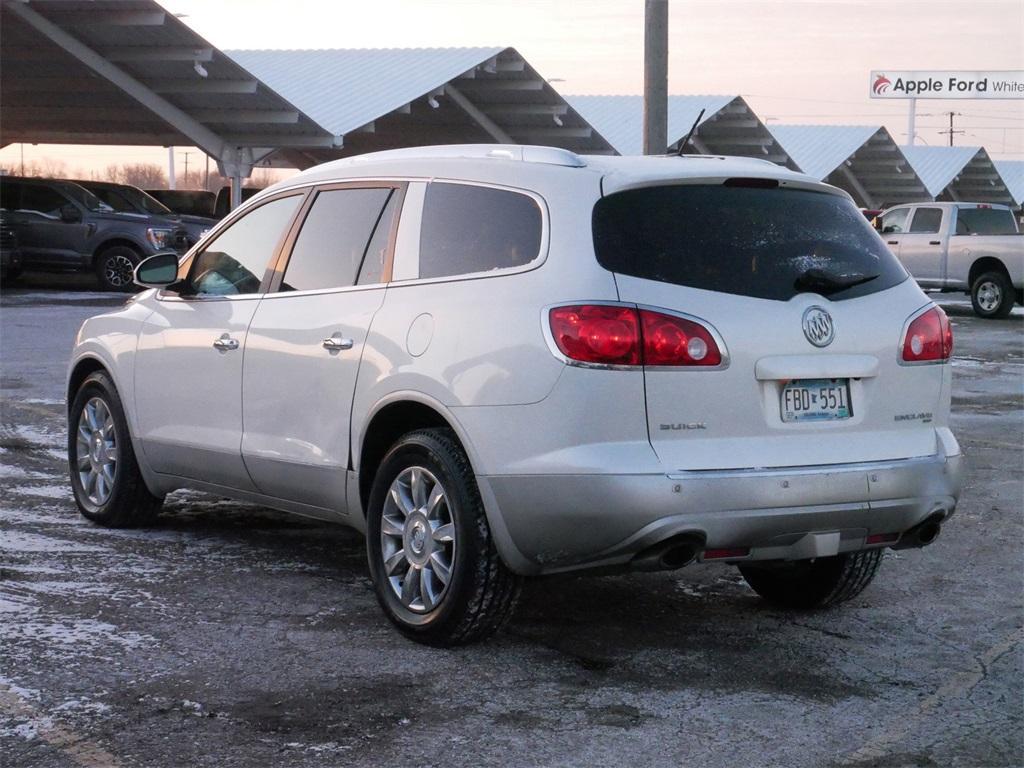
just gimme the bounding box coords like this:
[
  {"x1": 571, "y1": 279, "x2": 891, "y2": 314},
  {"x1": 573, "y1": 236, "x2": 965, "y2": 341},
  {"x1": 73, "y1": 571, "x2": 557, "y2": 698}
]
[
  {"x1": 929, "y1": 240, "x2": 941, "y2": 245},
  {"x1": 213, "y1": 334, "x2": 239, "y2": 352},
  {"x1": 887, "y1": 240, "x2": 899, "y2": 245},
  {"x1": 322, "y1": 334, "x2": 354, "y2": 351}
]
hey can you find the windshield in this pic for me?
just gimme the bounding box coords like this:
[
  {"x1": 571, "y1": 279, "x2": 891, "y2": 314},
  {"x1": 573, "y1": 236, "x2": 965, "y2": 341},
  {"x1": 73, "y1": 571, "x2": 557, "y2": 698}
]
[
  {"x1": 592, "y1": 184, "x2": 908, "y2": 302},
  {"x1": 58, "y1": 183, "x2": 111, "y2": 213}
]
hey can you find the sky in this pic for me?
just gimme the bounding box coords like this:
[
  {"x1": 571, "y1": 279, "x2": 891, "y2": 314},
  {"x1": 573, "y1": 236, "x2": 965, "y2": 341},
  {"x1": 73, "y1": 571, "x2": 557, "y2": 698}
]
[{"x1": 2, "y1": 0, "x2": 1022, "y2": 177}]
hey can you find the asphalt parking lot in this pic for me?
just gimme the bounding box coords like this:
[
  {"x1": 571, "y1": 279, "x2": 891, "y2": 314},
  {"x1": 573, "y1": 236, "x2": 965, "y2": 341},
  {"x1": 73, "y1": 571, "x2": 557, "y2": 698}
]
[{"x1": 1, "y1": 274, "x2": 1022, "y2": 768}]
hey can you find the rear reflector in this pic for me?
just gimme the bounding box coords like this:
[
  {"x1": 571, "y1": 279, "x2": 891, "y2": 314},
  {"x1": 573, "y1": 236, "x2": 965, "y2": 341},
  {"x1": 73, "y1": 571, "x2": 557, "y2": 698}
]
[
  {"x1": 866, "y1": 533, "x2": 900, "y2": 545},
  {"x1": 901, "y1": 306, "x2": 952, "y2": 363},
  {"x1": 702, "y1": 547, "x2": 750, "y2": 560},
  {"x1": 549, "y1": 304, "x2": 722, "y2": 367}
]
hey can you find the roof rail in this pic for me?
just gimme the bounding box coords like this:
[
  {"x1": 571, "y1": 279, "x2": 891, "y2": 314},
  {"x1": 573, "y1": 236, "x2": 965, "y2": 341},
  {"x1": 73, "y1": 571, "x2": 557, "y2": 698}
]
[{"x1": 349, "y1": 144, "x2": 587, "y2": 168}]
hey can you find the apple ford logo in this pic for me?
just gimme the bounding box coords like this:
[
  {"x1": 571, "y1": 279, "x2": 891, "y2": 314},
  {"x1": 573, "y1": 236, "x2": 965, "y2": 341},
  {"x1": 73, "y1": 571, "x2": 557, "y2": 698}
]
[{"x1": 802, "y1": 306, "x2": 835, "y2": 347}]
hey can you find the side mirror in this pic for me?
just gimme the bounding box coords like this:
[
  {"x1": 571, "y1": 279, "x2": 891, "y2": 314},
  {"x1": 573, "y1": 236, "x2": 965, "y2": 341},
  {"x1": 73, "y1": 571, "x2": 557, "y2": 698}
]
[
  {"x1": 59, "y1": 204, "x2": 82, "y2": 223},
  {"x1": 134, "y1": 251, "x2": 180, "y2": 288}
]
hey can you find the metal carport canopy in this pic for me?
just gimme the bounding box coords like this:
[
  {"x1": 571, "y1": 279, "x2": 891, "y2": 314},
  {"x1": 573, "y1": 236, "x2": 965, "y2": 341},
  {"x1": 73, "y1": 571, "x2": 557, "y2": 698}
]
[
  {"x1": 901, "y1": 145, "x2": 1014, "y2": 206},
  {"x1": 0, "y1": 0, "x2": 336, "y2": 190},
  {"x1": 769, "y1": 124, "x2": 931, "y2": 208},
  {"x1": 224, "y1": 47, "x2": 617, "y2": 168},
  {"x1": 567, "y1": 94, "x2": 795, "y2": 168},
  {"x1": 994, "y1": 159, "x2": 1024, "y2": 208}
]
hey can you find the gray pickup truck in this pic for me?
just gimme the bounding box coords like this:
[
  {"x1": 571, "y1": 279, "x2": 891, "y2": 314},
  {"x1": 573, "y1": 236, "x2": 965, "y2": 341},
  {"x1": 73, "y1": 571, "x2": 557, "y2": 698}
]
[
  {"x1": 0, "y1": 176, "x2": 189, "y2": 291},
  {"x1": 877, "y1": 202, "x2": 1023, "y2": 318}
]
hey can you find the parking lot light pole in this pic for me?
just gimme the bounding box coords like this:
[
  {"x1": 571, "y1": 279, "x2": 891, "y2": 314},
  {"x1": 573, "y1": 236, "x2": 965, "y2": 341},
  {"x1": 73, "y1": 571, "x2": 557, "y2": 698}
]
[{"x1": 643, "y1": 0, "x2": 668, "y2": 155}]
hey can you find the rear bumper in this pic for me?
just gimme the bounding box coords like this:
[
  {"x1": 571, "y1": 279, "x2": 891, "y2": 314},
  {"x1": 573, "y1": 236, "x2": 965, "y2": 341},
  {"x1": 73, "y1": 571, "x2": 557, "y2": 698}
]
[{"x1": 480, "y1": 450, "x2": 963, "y2": 575}]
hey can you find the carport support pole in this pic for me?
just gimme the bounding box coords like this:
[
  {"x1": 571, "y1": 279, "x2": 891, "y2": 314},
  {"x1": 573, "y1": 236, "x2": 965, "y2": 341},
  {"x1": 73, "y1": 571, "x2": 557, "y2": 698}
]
[
  {"x1": 230, "y1": 174, "x2": 242, "y2": 210},
  {"x1": 906, "y1": 98, "x2": 917, "y2": 145},
  {"x1": 642, "y1": 0, "x2": 668, "y2": 155},
  {"x1": 167, "y1": 147, "x2": 176, "y2": 189}
]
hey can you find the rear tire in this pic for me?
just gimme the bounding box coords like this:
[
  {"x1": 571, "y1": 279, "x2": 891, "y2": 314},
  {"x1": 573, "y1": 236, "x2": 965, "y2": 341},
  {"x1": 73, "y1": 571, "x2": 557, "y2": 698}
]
[
  {"x1": 366, "y1": 428, "x2": 521, "y2": 646},
  {"x1": 970, "y1": 271, "x2": 1014, "y2": 318},
  {"x1": 94, "y1": 246, "x2": 141, "y2": 292},
  {"x1": 738, "y1": 550, "x2": 883, "y2": 609},
  {"x1": 68, "y1": 371, "x2": 162, "y2": 527}
]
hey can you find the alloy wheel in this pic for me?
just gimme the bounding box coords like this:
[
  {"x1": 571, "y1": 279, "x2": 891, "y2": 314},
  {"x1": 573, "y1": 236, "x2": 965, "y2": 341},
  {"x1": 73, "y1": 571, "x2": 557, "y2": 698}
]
[
  {"x1": 380, "y1": 466, "x2": 456, "y2": 613},
  {"x1": 75, "y1": 396, "x2": 118, "y2": 506},
  {"x1": 976, "y1": 280, "x2": 1002, "y2": 313}
]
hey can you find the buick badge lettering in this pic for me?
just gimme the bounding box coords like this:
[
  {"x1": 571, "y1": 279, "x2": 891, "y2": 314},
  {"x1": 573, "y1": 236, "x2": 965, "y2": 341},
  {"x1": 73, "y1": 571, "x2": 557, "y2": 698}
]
[{"x1": 802, "y1": 306, "x2": 834, "y2": 347}]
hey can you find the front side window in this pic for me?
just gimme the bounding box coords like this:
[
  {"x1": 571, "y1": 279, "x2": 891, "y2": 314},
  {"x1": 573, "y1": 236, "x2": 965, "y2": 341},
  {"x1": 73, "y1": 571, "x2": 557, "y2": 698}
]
[
  {"x1": 879, "y1": 208, "x2": 910, "y2": 234},
  {"x1": 281, "y1": 187, "x2": 394, "y2": 292},
  {"x1": 909, "y1": 208, "x2": 943, "y2": 234},
  {"x1": 184, "y1": 195, "x2": 301, "y2": 296},
  {"x1": 418, "y1": 183, "x2": 543, "y2": 279},
  {"x1": 0, "y1": 182, "x2": 23, "y2": 210},
  {"x1": 20, "y1": 185, "x2": 69, "y2": 216}
]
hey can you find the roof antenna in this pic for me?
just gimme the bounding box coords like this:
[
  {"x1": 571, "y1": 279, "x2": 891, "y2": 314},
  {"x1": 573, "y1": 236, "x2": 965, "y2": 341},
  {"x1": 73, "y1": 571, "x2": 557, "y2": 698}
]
[{"x1": 676, "y1": 109, "x2": 705, "y2": 157}]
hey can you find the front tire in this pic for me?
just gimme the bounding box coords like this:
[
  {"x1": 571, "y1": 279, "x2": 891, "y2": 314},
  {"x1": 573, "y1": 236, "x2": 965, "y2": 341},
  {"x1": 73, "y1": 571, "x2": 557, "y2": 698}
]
[
  {"x1": 68, "y1": 371, "x2": 162, "y2": 527},
  {"x1": 94, "y1": 246, "x2": 141, "y2": 292},
  {"x1": 738, "y1": 550, "x2": 883, "y2": 609},
  {"x1": 970, "y1": 271, "x2": 1014, "y2": 318},
  {"x1": 366, "y1": 429, "x2": 521, "y2": 646}
]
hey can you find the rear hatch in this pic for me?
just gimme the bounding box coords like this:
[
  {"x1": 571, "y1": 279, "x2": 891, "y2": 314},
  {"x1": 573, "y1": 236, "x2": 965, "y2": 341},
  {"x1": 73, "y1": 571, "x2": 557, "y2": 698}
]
[{"x1": 593, "y1": 180, "x2": 947, "y2": 471}]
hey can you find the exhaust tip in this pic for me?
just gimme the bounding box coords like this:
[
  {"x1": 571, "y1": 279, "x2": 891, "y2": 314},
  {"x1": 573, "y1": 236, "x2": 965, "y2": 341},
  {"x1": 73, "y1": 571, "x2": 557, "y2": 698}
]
[
  {"x1": 917, "y1": 521, "x2": 941, "y2": 545},
  {"x1": 632, "y1": 534, "x2": 704, "y2": 572}
]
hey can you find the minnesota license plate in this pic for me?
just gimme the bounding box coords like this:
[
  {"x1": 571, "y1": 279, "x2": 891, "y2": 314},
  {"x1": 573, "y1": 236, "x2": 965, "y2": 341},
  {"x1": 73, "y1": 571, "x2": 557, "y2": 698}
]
[{"x1": 781, "y1": 378, "x2": 852, "y2": 422}]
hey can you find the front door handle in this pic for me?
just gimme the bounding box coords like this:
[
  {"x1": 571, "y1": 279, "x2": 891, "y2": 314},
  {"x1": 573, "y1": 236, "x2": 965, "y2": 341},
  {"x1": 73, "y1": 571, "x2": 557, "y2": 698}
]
[
  {"x1": 929, "y1": 240, "x2": 941, "y2": 245},
  {"x1": 322, "y1": 334, "x2": 354, "y2": 351},
  {"x1": 887, "y1": 240, "x2": 900, "y2": 245},
  {"x1": 213, "y1": 334, "x2": 239, "y2": 352}
]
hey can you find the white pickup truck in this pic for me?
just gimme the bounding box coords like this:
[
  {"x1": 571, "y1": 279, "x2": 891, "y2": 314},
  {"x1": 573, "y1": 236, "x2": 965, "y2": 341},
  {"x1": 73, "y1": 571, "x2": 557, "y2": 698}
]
[{"x1": 876, "y1": 202, "x2": 1023, "y2": 318}]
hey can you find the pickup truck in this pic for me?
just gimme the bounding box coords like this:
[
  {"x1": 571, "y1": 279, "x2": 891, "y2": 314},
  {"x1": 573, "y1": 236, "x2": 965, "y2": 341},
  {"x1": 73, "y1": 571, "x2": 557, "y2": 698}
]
[
  {"x1": 876, "y1": 202, "x2": 1023, "y2": 318},
  {"x1": 0, "y1": 176, "x2": 189, "y2": 291}
]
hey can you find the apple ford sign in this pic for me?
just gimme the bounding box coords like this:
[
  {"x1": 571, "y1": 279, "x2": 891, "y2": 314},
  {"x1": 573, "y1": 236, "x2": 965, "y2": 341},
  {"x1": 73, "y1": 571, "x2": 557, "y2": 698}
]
[{"x1": 870, "y1": 70, "x2": 1024, "y2": 100}]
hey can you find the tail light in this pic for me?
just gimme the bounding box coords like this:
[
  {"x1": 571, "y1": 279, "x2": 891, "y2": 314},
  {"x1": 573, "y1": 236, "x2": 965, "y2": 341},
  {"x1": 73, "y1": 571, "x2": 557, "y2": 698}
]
[
  {"x1": 901, "y1": 306, "x2": 952, "y2": 363},
  {"x1": 548, "y1": 304, "x2": 723, "y2": 367}
]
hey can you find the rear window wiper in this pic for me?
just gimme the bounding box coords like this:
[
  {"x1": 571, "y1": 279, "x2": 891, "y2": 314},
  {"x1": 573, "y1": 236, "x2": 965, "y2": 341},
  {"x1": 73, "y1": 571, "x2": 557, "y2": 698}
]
[{"x1": 794, "y1": 268, "x2": 878, "y2": 295}]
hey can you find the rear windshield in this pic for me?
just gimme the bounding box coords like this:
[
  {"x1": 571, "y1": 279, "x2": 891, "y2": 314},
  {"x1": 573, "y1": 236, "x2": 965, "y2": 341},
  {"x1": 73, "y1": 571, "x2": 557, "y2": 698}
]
[
  {"x1": 955, "y1": 207, "x2": 1018, "y2": 236},
  {"x1": 592, "y1": 184, "x2": 908, "y2": 302}
]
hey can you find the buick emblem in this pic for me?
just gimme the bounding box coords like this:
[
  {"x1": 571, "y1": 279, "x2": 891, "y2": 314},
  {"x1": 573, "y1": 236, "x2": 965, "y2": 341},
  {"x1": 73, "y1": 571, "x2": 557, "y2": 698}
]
[{"x1": 802, "y1": 306, "x2": 834, "y2": 347}]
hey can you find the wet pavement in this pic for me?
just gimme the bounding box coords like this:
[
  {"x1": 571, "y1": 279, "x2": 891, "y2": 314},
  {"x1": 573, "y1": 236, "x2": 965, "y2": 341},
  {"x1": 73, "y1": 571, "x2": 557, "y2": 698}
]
[{"x1": 1, "y1": 275, "x2": 1022, "y2": 767}]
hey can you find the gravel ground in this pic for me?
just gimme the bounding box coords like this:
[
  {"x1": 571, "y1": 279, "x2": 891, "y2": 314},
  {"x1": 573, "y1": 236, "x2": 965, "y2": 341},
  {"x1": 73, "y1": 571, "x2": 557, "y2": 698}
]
[{"x1": 2, "y1": 274, "x2": 1022, "y2": 768}]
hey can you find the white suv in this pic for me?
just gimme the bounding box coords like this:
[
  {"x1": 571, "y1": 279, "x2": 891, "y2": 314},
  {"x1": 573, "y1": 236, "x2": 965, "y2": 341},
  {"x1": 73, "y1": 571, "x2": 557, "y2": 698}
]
[{"x1": 67, "y1": 145, "x2": 963, "y2": 645}]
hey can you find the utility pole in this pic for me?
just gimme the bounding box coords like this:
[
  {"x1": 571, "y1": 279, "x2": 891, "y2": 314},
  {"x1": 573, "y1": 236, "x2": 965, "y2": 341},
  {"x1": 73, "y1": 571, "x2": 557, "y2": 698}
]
[
  {"x1": 642, "y1": 0, "x2": 668, "y2": 155},
  {"x1": 167, "y1": 147, "x2": 176, "y2": 190},
  {"x1": 182, "y1": 151, "x2": 192, "y2": 188},
  {"x1": 204, "y1": 153, "x2": 210, "y2": 191},
  {"x1": 939, "y1": 111, "x2": 964, "y2": 147}
]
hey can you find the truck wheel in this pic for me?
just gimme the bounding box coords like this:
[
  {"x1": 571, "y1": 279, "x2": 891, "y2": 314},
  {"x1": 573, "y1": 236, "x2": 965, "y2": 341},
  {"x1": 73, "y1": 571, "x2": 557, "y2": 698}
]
[
  {"x1": 970, "y1": 271, "x2": 1014, "y2": 318},
  {"x1": 366, "y1": 428, "x2": 521, "y2": 646},
  {"x1": 95, "y1": 246, "x2": 140, "y2": 292},
  {"x1": 738, "y1": 550, "x2": 883, "y2": 609},
  {"x1": 68, "y1": 371, "x2": 163, "y2": 527}
]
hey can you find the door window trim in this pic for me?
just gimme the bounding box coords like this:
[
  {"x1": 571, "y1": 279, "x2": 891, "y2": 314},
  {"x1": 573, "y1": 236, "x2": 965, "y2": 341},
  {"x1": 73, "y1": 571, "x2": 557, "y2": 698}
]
[
  {"x1": 264, "y1": 180, "x2": 407, "y2": 297},
  {"x1": 159, "y1": 189, "x2": 309, "y2": 302}
]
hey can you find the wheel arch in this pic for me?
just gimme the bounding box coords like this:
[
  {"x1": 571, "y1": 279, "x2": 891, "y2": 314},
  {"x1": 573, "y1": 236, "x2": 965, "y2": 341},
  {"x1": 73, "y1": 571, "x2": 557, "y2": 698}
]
[
  {"x1": 355, "y1": 392, "x2": 535, "y2": 574},
  {"x1": 968, "y1": 256, "x2": 1011, "y2": 288},
  {"x1": 91, "y1": 237, "x2": 145, "y2": 264},
  {"x1": 67, "y1": 355, "x2": 113, "y2": 412}
]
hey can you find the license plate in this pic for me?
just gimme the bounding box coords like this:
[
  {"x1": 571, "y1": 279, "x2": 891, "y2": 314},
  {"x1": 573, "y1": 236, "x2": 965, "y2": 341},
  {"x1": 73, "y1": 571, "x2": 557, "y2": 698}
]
[{"x1": 780, "y1": 378, "x2": 852, "y2": 422}]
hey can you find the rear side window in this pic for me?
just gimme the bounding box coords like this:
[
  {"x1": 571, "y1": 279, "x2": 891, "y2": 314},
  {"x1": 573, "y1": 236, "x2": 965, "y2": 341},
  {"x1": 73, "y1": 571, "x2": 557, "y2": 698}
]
[
  {"x1": 282, "y1": 188, "x2": 393, "y2": 292},
  {"x1": 0, "y1": 182, "x2": 22, "y2": 210},
  {"x1": 955, "y1": 207, "x2": 1018, "y2": 235},
  {"x1": 418, "y1": 183, "x2": 542, "y2": 279},
  {"x1": 185, "y1": 195, "x2": 301, "y2": 296},
  {"x1": 909, "y1": 208, "x2": 943, "y2": 234},
  {"x1": 593, "y1": 185, "x2": 908, "y2": 302}
]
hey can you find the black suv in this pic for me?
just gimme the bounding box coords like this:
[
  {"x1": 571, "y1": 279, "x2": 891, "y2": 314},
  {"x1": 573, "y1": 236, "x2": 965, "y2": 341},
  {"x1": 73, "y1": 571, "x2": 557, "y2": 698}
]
[
  {"x1": 75, "y1": 180, "x2": 217, "y2": 248},
  {"x1": 0, "y1": 177, "x2": 188, "y2": 291}
]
